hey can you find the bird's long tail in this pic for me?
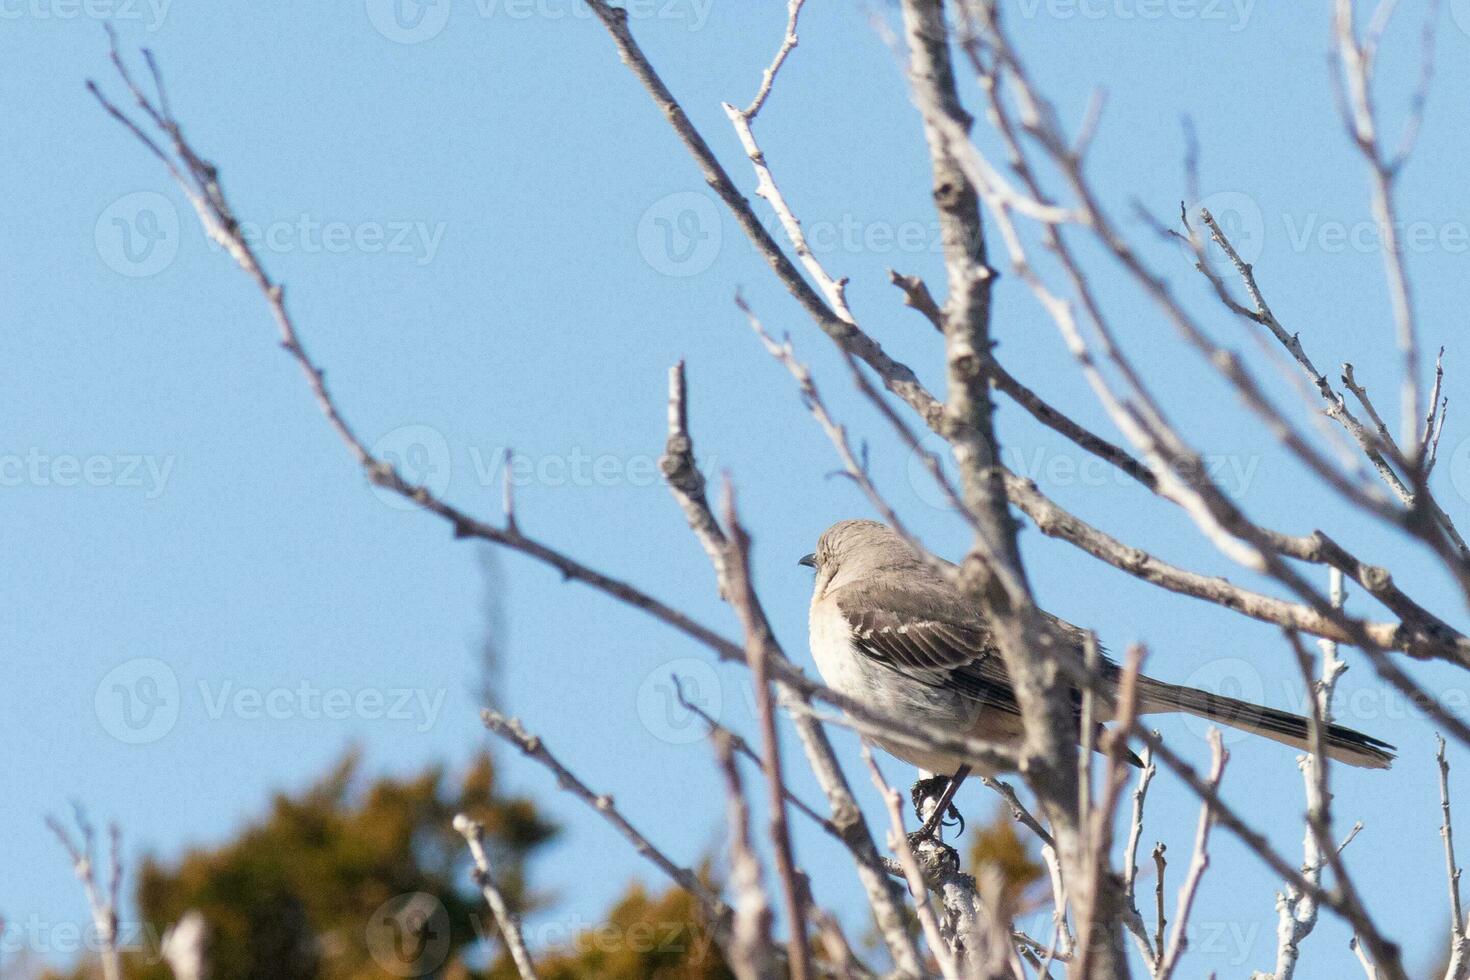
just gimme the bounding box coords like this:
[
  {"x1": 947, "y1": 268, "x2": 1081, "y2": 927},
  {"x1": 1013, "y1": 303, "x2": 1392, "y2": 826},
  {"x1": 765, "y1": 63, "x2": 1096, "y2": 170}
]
[{"x1": 1134, "y1": 676, "x2": 1395, "y2": 769}]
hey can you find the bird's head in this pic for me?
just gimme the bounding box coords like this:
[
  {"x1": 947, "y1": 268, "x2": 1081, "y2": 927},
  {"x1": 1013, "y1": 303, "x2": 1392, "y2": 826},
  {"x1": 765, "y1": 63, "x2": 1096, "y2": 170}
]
[{"x1": 799, "y1": 519, "x2": 906, "y2": 593}]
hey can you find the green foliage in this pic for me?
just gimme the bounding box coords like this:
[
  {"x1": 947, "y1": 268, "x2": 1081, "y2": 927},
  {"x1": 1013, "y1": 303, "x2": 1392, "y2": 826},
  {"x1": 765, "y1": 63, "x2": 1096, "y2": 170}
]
[
  {"x1": 69, "y1": 748, "x2": 556, "y2": 980},
  {"x1": 45, "y1": 749, "x2": 736, "y2": 979},
  {"x1": 488, "y1": 880, "x2": 732, "y2": 980}
]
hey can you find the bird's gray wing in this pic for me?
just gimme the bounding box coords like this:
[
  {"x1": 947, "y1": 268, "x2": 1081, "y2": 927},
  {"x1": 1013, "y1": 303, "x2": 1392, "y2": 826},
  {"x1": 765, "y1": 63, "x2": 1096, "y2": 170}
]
[{"x1": 832, "y1": 581, "x2": 1023, "y2": 715}]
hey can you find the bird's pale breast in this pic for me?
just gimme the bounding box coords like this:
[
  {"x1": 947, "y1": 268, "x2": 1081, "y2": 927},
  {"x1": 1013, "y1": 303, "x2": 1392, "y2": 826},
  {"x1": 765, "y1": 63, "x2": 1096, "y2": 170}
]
[{"x1": 808, "y1": 597, "x2": 1004, "y2": 774}]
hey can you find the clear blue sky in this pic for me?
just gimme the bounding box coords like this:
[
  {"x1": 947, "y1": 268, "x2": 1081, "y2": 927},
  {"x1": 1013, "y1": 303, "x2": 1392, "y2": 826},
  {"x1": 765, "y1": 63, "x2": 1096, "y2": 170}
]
[{"x1": 5, "y1": 1, "x2": 1470, "y2": 975}]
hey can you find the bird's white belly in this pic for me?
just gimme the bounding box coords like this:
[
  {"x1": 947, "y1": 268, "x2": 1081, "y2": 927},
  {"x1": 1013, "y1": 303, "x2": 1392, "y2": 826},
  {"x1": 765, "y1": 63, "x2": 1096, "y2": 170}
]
[{"x1": 808, "y1": 606, "x2": 876, "y2": 700}]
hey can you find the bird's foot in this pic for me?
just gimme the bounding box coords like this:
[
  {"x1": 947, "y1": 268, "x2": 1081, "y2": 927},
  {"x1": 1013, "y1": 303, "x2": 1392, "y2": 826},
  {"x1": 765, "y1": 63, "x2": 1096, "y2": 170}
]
[
  {"x1": 910, "y1": 776, "x2": 965, "y2": 839},
  {"x1": 910, "y1": 774, "x2": 949, "y2": 813}
]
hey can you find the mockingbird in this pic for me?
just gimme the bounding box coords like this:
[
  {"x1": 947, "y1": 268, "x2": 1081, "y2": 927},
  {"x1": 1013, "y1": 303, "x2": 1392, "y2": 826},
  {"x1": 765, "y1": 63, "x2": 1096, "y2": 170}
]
[{"x1": 801, "y1": 519, "x2": 1394, "y2": 837}]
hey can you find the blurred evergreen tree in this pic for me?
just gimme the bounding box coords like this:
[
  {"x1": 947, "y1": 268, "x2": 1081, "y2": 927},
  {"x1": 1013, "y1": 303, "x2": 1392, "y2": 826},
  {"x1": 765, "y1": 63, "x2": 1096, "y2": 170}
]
[
  {"x1": 44, "y1": 748, "x2": 734, "y2": 980},
  {"x1": 486, "y1": 878, "x2": 733, "y2": 980}
]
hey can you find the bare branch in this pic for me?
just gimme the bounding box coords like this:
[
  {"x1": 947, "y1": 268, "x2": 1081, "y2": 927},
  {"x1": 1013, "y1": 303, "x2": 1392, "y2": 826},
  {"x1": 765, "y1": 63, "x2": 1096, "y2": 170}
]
[
  {"x1": 482, "y1": 710, "x2": 742, "y2": 956},
  {"x1": 900, "y1": 3, "x2": 1120, "y2": 974},
  {"x1": 670, "y1": 674, "x2": 837, "y2": 837},
  {"x1": 1152, "y1": 842, "x2": 1167, "y2": 964},
  {"x1": 1353, "y1": 934, "x2": 1381, "y2": 980},
  {"x1": 1441, "y1": 736, "x2": 1469, "y2": 980},
  {"x1": 1283, "y1": 626, "x2": 1396, "y2": 980},
  {"x1": 580, "y1": 0, "x2": 944, "y2": 432},
  {"x1": 46, "y1": 808, "x2": 123, "y2": 980},
  {"x1": 1422, "y1": 347, "x2": 1448, "y2": 468},
  {"x1": 453, "y1": 814, "x2": 540, "y2": 980},
  {"x1": 1331, "y1": 0, "x2": 1438, "y2": 452},
  {"x1": 1121, "y1": 746, "x2": 1159, "y2": 971},
  {"x1": 1195, "y1": 208, "x2": 1412, "y2": 505},
  {"x1": 1257, "y1": 569, "x2": 1351, "y2": 980},
  {"x1": 1193, "y1": 207, "x2": 1470, "y2": 581},
  {"x1": 657, "y1": 366, "x2": 923, "y2": 976},
  {"x1": 742, "y1": 0, "x2": 806, "y2": 120},
  {"x1": 982, "y1": 777, "x2": 1053, "y2": 849},
  {"x1": 722, "y1": 488, "x2": 813, "y2": 980},
  {"x1": 714, "y1": 732, "x2": 777, "y2": 980},
  {"x1": 659, "y1": 362, "x2": 728, "y2": 591},
  {"x1": 1156, "y1": 729, "x2": 1227, "y2": 980},
  {"x1": 863, "y1": 746, "x2": 962, "y2": 980},
  {"x1": 889, "y1": 267, "x2": 1159, "y2": 492}
]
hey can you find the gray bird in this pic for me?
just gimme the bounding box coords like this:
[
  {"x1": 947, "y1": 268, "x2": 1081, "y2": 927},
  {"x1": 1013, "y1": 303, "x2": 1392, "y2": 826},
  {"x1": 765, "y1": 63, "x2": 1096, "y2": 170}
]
[{"x1": 801, "y1": 519, "x2": 1394, "y2": 836}]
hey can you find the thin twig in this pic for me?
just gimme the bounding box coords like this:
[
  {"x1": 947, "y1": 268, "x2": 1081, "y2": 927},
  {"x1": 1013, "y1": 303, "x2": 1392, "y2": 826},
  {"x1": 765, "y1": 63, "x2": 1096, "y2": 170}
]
[
  {"x1": 655, "y1": 363, "x2": 922, "y2": 978},
  {"x1": 1260, "y1": 567, "x2": 1351, "y2": 980},
  {"x1": 722, "y1": 488, "x2": 812, "y2": 980},
  {"x1": 453, "y1": 814, "x2": 540, "y2": 980},
  {"x1": 481, "y1": 710, "x2": 737, "y2": 951},
  {"x1": 714, "y1": 732, "x2": 776, "y2": 980},
  {"x1": 742, "y1": 0, "x2": 806, "y2": 120},
  {"x1": 1156, "y1": 730, "x2": 1228, "y2": 980},
  {"x1": 1152, "y1": 842, "x2": 1167, "y2": 965},
  {"x1": 670, "y1": 674, "x2": 836, "y2": 837},
  {"x1": 1440, "y1": 736, "x2": 1468, "y2": 980},
  {"x1": 1122, "y1": 744, "x2": 1159, "y2": 972},
  {"x1": 46, "y1": 808, "x2": 123, "y2": 980},
  {"x1": 863, "y1": 746, "x2": 962, "y2": 980}
]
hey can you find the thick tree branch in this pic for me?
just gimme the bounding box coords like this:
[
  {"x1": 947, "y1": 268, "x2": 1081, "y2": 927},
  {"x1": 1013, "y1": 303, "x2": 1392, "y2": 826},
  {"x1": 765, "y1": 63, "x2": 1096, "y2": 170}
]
[{"x1": 898, "y1": 2, "x2": 1129, "y2": 978}]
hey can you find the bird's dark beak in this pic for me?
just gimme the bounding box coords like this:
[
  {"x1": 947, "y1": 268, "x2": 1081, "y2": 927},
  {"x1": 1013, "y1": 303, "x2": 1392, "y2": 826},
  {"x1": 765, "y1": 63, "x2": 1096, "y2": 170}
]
[{"x1": 798, "y1": 553, "x2": 817, "y2": 568}]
